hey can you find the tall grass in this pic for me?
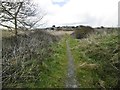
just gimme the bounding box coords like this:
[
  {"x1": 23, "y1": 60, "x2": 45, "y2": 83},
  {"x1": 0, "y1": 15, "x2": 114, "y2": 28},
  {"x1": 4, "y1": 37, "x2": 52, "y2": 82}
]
[
  {"x1": 2, "y1": 30, "x2": 59, "y2": 88},
  {"x1": 69, "y1": 29, "x2": 119, "y2": 88}
]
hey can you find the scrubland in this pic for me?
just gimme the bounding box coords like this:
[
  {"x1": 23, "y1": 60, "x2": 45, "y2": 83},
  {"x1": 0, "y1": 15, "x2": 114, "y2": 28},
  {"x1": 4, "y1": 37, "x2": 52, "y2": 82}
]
[{"x1": 2, "y1": 27, "x2": 119, "y2": 88}]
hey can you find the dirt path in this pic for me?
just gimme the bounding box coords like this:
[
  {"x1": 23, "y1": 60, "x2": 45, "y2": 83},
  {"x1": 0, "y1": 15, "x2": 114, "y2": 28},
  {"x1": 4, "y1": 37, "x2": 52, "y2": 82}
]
[{"x1": 65, "y1": 40, "x2": 78, "y2": 88}]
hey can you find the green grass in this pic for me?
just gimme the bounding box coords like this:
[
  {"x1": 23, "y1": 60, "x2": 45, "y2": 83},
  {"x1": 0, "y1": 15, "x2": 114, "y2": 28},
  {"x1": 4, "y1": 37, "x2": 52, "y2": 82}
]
[
  {"x1": 3, "y1": 29, "x2": 119, "y2": 88},
  {"x1": 2, "y1": 30, "x2": 68, "y2": 88},
  {"x1": 37, "y1": 37, "x2": 67, "y2": 88},
  {"x1": 8, "y1": 37, "x2": 68, "y2": 88},
  {"x1": 68, "y1": 30, "x2": 119, "y2": 88},
  {"x1": 24, "y1": 37, "x2": 68, "y2": 88}
]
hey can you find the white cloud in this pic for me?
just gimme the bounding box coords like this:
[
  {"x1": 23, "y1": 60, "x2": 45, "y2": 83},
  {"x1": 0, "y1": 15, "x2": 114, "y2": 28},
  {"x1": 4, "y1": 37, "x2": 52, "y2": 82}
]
[
  {"x1": 34, "y1": 0, "x2": 119, "y2": 27},
  {"x1": 51, "y1": 0, "x2": 66, "y2": 3}
]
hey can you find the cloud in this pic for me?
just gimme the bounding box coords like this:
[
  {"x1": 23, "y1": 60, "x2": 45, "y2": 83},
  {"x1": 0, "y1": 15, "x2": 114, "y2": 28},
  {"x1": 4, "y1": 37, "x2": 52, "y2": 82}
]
[
  {"x1": 34, "y1": 0, "x2": 119, "y2": 27},
  {"x1": 51, "y1": 0, "x2": 66, "y2": 3}
]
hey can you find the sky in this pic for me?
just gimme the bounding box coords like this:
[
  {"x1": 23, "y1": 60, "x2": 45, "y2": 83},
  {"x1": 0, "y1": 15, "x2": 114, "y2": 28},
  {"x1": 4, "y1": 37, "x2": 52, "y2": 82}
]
[
  {"x1": 1, "y1": 0, "x2": 119, "y2": 28},
  {"x1": 33, "y1": 0, "x2": 119, "y2": 27}
]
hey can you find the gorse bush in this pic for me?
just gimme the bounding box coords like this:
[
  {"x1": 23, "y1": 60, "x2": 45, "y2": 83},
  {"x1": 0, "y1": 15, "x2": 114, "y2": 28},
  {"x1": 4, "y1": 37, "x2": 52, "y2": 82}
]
[{"x1": 74, "y1": 25, "x2": 94, "y2": 39}]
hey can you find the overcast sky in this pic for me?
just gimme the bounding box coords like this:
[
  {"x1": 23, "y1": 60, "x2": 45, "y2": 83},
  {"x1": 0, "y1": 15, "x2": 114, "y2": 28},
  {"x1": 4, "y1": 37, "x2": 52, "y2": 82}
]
[{"x1": 34, "y1": 0, "x2": 119, "y2": 27}]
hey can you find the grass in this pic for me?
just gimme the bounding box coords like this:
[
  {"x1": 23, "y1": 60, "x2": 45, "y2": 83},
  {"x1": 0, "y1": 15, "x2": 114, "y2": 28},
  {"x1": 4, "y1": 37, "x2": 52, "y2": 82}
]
[
  {"x1": 2, "y1": 30, "x2": 68, "y2": 88},
  {"x1": 37, "y1": 38, "x2": 68, "y2": 88},
  {"x1": 12, "y1": 37, "x2": 68, "y2": 88},
  {"x1": 2, "y1": 29, "x2": 119, "y2": 88},
  {"x1": 2, "y1": 30, "x2": 15, "y2": 37},
  {"x1": 68, "y1": 30, "x2": 119, "y2": 88}
]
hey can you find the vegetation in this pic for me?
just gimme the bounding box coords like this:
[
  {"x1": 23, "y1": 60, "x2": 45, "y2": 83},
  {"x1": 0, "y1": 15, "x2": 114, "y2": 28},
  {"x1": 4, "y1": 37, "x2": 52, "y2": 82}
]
[
  {"x1": 74, "y1": 25, "x2": 94, "y2": 39},
  {"x1": 2, "y1": 30, "x2": 69, "y2": 88},
  {"x1": 2, "y1": 30, "x2": 59, "y2": 88},
  {"x1": 37, "y1": 38, "x2": 67, "y2": 88},
  {"x1": 0, "y1": 0, "x2": 45, "y2": 36},
  {"x1": 2, "y1": 27, "x2": 119, "y2": 88},
  {"x1": 69, "y1": 29, "x2": 119, "y2": 88},
  {"x1": 0, "y1": 0, "x2": 119, "y2": 88}
]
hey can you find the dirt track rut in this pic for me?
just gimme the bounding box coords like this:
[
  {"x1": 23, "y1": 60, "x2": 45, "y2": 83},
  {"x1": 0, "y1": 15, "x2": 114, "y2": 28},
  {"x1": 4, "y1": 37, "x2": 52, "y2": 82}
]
[{"x1": 66, "y1": 40, "x2": 78, "y2": 88}]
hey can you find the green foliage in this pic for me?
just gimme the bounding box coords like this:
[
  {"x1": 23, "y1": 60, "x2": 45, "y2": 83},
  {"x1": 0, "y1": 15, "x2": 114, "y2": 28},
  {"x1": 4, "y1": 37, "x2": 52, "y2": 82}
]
[
  {"x1": 2, "y1": 30, "x2": 60, "y2": 88},
  {"x1": 69, "y1": 30, "x2": 119, "y2": 88},
  {"x1": 74, "y1": 25, "x2": 94, "y2": 39},
  {"x1": 2, "y1": 31, "x2": 68, "y2": 88},
  {"x1": 36, "y1": 38, "x2": 68, "y2": 88}
]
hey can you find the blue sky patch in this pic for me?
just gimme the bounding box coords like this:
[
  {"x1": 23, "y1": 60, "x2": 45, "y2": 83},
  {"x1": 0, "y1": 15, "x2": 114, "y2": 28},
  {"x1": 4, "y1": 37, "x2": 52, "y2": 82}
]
[{"x1": 52, "y1": 0, "x2": 69, "y2": 7}]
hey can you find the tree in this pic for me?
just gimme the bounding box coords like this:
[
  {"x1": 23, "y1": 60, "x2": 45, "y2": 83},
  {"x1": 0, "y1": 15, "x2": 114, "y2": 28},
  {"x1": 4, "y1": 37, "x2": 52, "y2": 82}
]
[
  {"x1": 74, "y1": 25, "x2": 94, "y2": 39},
  {"x1": 101, "y1": 26, "x2": 104, "y2": 29},
  {"x1": 0, "y1": 0, "x2": 46, "y2": 36},
  {"x1": 52, "y1": 25, "x2": 55, "y2": 27}
]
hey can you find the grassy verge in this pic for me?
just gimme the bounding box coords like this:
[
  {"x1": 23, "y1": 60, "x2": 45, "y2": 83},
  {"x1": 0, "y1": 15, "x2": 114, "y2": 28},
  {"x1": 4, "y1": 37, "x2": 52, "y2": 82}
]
[
  {"x1": 68, "y1": 30, "x2": 119, "y2": 88},
  {"x1": 2, "y1": 30, "x2": 68, "y2": 88},
  {"x1": 25, "y1": 37, "x2": 68, "y2": 88},
  {"x1": 13, "y1": 37, "x2": 68, "y2": 88}
]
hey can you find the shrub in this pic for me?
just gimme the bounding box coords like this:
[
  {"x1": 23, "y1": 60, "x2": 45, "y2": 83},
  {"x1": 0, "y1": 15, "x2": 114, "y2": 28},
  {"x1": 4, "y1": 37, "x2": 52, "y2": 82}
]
[
  {"x1": 101, "y1": 26, "x2": 104, "y2": 29},
  {"x1": 74, "y1": 25, "x2": 94, "y2": 39},
  {"x1": 2, "y1": 30, "x2": 59, "y2": 87}
]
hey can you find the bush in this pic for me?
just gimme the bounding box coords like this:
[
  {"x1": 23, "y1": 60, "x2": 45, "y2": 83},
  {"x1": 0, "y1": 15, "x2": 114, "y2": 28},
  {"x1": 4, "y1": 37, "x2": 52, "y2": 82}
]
[
  {"x1": 74, "y1": 25, "x2": 94, "y2": 39},
  {"x1": 71, "y1": 29, "x2": 119, "y2": 88},
  {"x1": 2, "y1": 30, "x2": 59, "y2": 87},
  {"x1": 101, "y1": 26, "x2": 104, "y2": 29}
]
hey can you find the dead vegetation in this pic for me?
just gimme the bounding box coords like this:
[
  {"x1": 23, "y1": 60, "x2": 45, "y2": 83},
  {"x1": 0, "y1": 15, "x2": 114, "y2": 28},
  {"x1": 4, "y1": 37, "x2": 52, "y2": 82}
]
[{"x1": 2, "y1": 30, "x2": 59, "y2": 87}]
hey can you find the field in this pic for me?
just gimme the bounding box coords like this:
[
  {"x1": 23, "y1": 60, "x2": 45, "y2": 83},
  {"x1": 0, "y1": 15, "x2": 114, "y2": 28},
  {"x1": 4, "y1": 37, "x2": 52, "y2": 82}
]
[
  {"x1": 46, "y1": 30, "x2": 74, "y2": 36},
  {"x1": 1, "y1": 28, "x2": 120, "y2": 88}
]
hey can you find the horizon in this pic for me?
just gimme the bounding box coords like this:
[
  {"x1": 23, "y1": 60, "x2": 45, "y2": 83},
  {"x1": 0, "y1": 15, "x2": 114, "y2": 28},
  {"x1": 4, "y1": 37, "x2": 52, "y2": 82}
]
[
  {"x1": 33, "y1": 0, "x2": 119, "y2": 28},
  {"x1": 0, "y1": 0, "x2": 119, "y2": 28}
]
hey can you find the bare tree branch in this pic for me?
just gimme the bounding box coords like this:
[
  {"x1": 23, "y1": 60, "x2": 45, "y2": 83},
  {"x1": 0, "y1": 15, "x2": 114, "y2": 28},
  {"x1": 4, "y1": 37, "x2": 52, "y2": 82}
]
[
  {"x1": 0, "y1": 23, "x2": 14, "y2": 30},
  {"x1": 0, "y1": 0, "x2": 46, "y2": 35}
]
